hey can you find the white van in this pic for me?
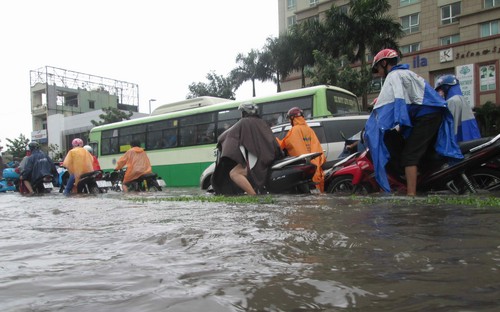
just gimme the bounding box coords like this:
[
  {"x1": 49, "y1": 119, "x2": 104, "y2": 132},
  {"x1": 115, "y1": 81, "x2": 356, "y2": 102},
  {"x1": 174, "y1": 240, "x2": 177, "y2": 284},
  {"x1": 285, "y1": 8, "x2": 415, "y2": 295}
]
[{"x1": 271, "y1": 114, "x2": 369, "y2": 163}]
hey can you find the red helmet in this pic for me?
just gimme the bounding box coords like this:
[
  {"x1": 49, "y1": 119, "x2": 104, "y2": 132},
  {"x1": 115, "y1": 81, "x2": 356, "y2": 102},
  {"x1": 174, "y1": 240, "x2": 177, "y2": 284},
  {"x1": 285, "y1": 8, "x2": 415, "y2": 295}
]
[
  {"x1": 286, "y1": 107, "x2": 303, "y2": 119},
  {"x1": 372, "y1": 49, "x2": 399, "y2": 73},
  {"x1": 72, "y1": 138, "x2": 84, "y2": 147}
]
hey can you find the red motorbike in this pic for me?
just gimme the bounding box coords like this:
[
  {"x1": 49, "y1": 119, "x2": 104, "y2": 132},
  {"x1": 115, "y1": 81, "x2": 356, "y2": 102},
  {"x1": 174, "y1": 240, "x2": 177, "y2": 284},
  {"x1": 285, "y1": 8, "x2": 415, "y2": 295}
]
[{"x1": 324, "y1": 134, "x2": 500, "y2": 195}]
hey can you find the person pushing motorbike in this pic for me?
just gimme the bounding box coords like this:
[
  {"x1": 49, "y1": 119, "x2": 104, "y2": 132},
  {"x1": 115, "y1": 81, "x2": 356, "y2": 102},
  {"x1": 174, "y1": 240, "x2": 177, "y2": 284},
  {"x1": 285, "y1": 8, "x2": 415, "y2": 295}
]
[
  {"x1": 365, "y1": 48, "x2": 463, "y2": 196},
  {"x1": 212, "y1": 102, "x2": 282, "y2": 195},
  {"x1": 277, "y1": 107, "x2": 326, "y2": 192},
  {"x1": 114, "y1": 140, "x2": 153, "y2": 192}
]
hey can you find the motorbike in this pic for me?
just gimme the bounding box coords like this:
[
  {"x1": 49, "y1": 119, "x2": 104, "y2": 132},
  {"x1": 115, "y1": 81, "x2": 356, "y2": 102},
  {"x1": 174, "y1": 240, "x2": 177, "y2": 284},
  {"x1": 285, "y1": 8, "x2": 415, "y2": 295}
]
[
  {"x1": 31, "y1": 174, "x2": 56, "y2": 194},
  {"x1": 0, "y1": 168, "x2": 21, "y2": 192},
  {"x1": 324, "y1": 134, "x2": 500, "y2": 195},
  {"x1": 75, "y1": 170, "x2": 103, "y2": 194},
  {"x1": 209, "y1": 148, "x2": 322, "y2": 195},
  {"x1": 108, "y1": 169, "x2": 165, "y2": 192}
]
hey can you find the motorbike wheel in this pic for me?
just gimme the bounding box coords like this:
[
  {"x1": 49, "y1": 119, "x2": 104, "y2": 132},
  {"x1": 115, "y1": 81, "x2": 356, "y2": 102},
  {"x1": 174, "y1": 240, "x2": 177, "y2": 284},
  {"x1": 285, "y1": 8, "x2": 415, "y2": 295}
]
[
  {"x1": 147, "y1": 180, "x2": 162, "y2": 192},
  {"x1": 326, "y1": 175, "x2": 372, "y2": 195},
  {"x1": 467, "y1": 168, "x2": 500, "y2": 192},
  {"x1": 89, "y1": 185, "x2": 100, "y2": 194}
]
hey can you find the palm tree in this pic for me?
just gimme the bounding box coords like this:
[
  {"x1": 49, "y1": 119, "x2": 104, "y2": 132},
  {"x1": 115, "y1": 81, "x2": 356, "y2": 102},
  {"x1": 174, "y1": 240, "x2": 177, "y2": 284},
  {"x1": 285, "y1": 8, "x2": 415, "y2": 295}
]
[
  {"x1": 288, "y1": 18, "x2": 324, "y2": 88},
  {"x1": 262, "y1": 36, "x2": 295, "y2": 93},
  {"x1": 231, "y1": 49, "x2": 269, "y2": 97},
  {"x1": 323, "y1": 0, "x2": 404, "y2": 108}
]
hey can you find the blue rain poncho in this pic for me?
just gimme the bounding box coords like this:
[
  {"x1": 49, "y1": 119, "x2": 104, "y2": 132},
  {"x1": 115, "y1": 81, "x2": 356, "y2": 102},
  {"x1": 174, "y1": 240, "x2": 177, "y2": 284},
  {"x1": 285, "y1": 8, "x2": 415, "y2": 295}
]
[{"x1": 365, "y1": 64, "x2": 463, "y2": 192}]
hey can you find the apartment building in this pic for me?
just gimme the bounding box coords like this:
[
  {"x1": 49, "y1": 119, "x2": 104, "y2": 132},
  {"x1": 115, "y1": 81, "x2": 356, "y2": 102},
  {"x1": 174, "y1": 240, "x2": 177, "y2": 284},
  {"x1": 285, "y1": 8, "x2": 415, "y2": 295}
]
[
  {"x1": 278, "y1": 0, "x2": 500, "y2": 108},
  {"x1": 30, "y1": 66, "x2": 145, "y2": 156}
]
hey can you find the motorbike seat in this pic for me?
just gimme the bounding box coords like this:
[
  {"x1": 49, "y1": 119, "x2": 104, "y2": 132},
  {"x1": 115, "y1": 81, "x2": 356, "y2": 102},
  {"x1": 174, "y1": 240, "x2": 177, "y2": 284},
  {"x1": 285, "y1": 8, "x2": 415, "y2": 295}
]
[
  {"x1": 140, "y1": 173, "x2": 157, "y2": 180},
  {"x1": 458, "y1": 137, "x2": 492, "y2": 154},
  {"x1": 79, "y1": 170, "x2": 100, "y2": 179}
]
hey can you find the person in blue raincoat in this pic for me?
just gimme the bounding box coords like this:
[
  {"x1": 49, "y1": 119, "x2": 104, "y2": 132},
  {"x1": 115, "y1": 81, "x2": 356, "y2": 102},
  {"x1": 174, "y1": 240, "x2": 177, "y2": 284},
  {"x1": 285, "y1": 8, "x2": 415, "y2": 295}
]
[
  {"x1": 365, "y1": 49, "x2": 463, "y2": 196},
  {"x1": 434, "y1": 74, "x2": 481, "y2": 142}
]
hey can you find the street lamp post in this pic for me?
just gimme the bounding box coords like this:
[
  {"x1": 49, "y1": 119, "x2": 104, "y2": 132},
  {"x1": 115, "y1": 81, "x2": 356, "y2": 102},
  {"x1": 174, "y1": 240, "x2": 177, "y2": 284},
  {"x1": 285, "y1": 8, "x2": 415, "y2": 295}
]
[{"x1": 149, "y1": 99, "x2": 156, "y2": 115}]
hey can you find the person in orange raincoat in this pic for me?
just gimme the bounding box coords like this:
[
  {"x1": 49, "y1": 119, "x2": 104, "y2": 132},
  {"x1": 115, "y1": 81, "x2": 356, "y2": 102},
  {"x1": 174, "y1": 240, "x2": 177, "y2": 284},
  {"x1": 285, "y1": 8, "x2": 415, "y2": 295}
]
[
  {"x1": 62, "y1": 138, "x2": 94, "y2": 195},
  {"x1": 114, "y1": 140, "x2": 152, "y2": 192},
  {"x1": 277, "y1": 107, "x2": 326, "y2": 192}
]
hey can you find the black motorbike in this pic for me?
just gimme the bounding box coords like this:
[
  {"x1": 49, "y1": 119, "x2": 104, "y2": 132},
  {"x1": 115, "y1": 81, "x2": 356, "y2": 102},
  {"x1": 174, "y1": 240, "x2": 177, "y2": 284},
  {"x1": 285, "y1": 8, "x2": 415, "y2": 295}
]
[
  {"x1": 76, "y1": 170, "x2": 103, "y2": 194},
  {"x1": 31, "y1": 175, "x2": 55, "y2": 194},
  {"x1": 107, "y1": 169, "x2": 164, "y2": 192},
  {"x1": 210, "y1": 150, "x2": 322, "y2": 195}
]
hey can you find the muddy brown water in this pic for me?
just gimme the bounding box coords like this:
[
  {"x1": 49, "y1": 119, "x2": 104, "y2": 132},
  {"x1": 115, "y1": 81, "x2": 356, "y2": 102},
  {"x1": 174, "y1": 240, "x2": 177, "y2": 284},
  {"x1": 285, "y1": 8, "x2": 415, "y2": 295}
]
[{"x1": 1, "y1": 189, "x2": 499, "y2": 311}]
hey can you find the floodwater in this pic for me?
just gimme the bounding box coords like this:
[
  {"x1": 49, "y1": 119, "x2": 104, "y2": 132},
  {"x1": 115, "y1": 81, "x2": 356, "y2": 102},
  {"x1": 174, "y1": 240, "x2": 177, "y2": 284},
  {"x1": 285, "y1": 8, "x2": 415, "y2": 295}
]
[{"x1": 1, "y1": 189, "x2": 499, "y2": 312}]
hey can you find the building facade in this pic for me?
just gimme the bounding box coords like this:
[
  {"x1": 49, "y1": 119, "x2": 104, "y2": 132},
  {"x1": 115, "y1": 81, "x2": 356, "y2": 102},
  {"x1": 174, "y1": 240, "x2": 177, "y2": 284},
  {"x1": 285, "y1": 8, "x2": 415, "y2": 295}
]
[
  {"x1": 30, "y1": 66, "x2": 145, "y2": 157},
  {"x1": 278, "y1": 0, "x2": 500, "y2": 108}
]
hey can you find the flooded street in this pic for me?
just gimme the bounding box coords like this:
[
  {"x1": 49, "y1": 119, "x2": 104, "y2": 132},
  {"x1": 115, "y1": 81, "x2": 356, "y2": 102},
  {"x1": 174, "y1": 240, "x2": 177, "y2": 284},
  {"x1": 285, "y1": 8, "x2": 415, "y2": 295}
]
[{"x1": 1, "y1": 189, "x2": 499, "y2": 311}]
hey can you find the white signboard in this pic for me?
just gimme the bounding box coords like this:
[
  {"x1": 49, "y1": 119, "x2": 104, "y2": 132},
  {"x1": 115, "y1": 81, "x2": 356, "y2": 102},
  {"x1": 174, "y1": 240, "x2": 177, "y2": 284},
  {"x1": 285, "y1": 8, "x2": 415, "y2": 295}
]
[
  {"x1": 455, "y1": 64, "x2": 475, "y2": 108},
  {"x1": 31, "y1": 129, "x2": 48, "y2": 143}
]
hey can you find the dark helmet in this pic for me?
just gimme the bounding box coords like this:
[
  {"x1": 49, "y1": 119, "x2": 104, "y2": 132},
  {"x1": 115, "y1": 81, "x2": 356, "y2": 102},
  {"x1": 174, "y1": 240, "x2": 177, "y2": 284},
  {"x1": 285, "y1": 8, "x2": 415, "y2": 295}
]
[
  {"x1": 28, "y1": 141, "x2": 40, "y2": 151},
  {"x1": 372, "y1": 48, "x2": 400, "y2": 73},
  {"x1": 238, "y1": 102, "x2": 259, "y2": 116},
  {"x1": 286, "y1": 107, "x2": 304, "y2": 119},
  {"x1": 130, "y1": 140, "x2": 141, "y2": 147}
]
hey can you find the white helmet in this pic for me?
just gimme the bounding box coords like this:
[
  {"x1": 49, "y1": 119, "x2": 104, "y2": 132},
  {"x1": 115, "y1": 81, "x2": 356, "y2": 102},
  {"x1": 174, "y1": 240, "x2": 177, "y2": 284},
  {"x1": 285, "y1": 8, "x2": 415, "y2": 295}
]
[
  {"x1": 83, "y1": 145, "x2": 93, "y2": 154},
  {"x1": 238, "y1": 102, "x2": 258, "y2": 116}
]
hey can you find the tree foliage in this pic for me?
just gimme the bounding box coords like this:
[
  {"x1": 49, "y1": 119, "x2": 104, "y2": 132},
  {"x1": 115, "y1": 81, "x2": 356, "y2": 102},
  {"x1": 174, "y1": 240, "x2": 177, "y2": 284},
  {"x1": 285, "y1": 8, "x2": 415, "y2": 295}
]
[
  {"x1": 91, "y1": 107, "x2": 133, "y2": 127},
  {"x1": 5, "y1": 133, "x2": 30, "y2": 160},
  {"x1": 473, "y1": 101, "x2": 500, "y2": 136},
  {"x1": 323, "y1": 0, "x2": 404, "y2": 108},
  {"x1": 190, "y1": 0, "x2": 403, "y2": 103},
  {"x1": 230, "y1": 49, "x2": 271, "y2": 97},
  {"x1": 306, "y1": 53, "x2": 372, "y2": 97},
  {"x1": 186, "y1": 71, "x2": 235, "y2": 99}
]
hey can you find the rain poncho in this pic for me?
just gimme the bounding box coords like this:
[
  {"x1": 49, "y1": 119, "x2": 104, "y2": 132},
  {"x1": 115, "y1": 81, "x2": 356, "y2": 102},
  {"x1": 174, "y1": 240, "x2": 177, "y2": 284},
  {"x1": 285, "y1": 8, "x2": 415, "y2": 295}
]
[
  {"x1": 215, "y1": 116, "x2": 282, "y2": 190},
  {"x1": 63, "y1": 147, "x2": 94, "y2": 185},
  {"x1": 445, "y1": 84, "x2": 481, "y2": 142},
  {"x1": 115, "y1": 147, "x2": 152, "y2": 184},
  {"x1": 91, "y1": 155, "x2": 101, "y2": 171},
  {"x1": 365, "y1": 64, "x2": 463, "y2": 192},
  {"x1": 277, "y1": 116, "x2": 326, "y2": 192},
  {"x1": 22, "y1": 150, "x2": 57, "y2": 184}
]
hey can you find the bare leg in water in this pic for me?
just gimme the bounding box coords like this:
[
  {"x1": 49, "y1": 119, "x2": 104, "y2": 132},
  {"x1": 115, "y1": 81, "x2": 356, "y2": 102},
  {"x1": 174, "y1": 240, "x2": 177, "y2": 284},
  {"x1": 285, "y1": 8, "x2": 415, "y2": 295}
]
[
  {"x1": 405, "y1": 165, "x2": 417, "y2": 196},
  {"x1": 229, "y1": 163, "x2": 256, "y2": 195}
]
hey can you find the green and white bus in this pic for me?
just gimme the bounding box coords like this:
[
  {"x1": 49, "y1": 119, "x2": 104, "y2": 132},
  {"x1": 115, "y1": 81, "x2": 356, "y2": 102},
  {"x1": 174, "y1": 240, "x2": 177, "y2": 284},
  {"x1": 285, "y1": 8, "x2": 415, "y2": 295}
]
[{"x1": 88, "y1": 85, "x2": 362, "y2": 187}]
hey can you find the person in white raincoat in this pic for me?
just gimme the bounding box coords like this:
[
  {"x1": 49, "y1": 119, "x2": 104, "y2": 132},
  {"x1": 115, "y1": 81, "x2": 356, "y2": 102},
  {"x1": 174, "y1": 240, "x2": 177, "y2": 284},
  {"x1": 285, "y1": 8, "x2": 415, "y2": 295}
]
[{"x1": 365, "y1": 49, "x2": 463, "y2": 196}]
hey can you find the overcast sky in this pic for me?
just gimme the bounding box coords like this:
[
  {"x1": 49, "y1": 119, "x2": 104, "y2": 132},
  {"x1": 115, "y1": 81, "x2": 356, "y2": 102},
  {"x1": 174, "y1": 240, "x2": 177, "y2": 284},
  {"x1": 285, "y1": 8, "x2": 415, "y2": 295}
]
[{"x1": 0, "y1": 0, "x2": 278, "y2": 148}]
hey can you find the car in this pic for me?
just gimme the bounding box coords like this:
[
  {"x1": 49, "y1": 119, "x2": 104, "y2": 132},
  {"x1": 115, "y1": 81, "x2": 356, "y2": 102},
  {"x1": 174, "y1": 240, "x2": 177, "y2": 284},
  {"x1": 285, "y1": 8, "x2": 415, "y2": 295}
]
[
  {"x1": 271, "y1": 114, "x2": 369, "y2": 163},
  {"x1": 200, "y1": 114, "x2": 369, "y2": 190}
]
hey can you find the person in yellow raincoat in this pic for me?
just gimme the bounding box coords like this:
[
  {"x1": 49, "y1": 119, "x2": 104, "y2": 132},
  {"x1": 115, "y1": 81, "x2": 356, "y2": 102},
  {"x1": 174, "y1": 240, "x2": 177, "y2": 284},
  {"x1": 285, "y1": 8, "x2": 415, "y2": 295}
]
[
  {"x1": 277, "y1": 107, "x2": 326, "y2": 192},
  {"x1": 62, "y1": 138, "x2": 94, "y2": 195},
  {"x1": 114, "y1": 140, "x2": 152, "y2": 192}
]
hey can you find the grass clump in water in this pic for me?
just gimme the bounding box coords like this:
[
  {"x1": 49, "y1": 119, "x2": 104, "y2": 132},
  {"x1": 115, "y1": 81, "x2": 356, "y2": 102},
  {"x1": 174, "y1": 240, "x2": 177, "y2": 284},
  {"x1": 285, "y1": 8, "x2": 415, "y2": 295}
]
[
  {"x1": 359, "y1": 195, "x2": 500, "y2": 207},
  {"x1": 128, "y1": 195, "x2": 275, "y2": 204}
]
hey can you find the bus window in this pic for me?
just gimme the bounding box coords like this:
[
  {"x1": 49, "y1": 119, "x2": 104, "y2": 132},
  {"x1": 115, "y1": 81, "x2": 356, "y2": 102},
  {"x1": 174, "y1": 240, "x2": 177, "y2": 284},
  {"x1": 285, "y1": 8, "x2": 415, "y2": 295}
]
[
  {"x1": 179, "y1": 112, "x2": 216, "y2": 146},
  {"x1": 216, "y1": 109, "x2": 239, "y2": 137},
  {"x1": 326, "y1": 90, "x2": 360, "y2": 115},
  {"x1": 147, "y1": 119, "x2": 177, "y2": 150},
  {"x1": 260, "y1": 96, "x2": 313, "y2": 126},
  {"x1": 101, "y1": 129, "x2": 119, "y2": 155}
]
